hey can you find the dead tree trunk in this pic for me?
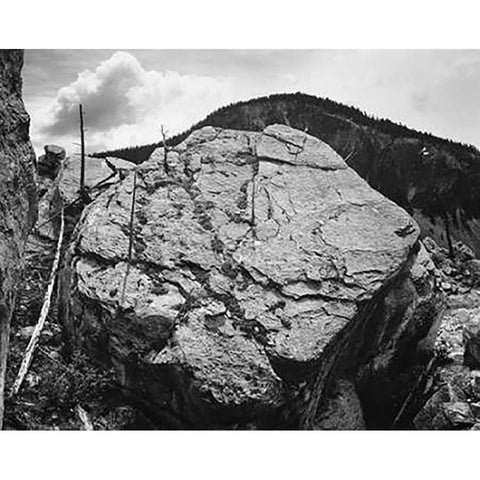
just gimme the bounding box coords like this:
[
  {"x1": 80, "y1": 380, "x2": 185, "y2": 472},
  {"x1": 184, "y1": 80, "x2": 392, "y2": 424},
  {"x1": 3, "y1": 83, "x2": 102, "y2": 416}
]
[
  {"x1": 161, "y1": 125, "x2": 169, "y2": 174},
  {"x1": 79, "y1": 104, "x2": 86, "y2": 192},
  {"x1": 10, "y1": 209, "x2": 65, "y2": 397}
]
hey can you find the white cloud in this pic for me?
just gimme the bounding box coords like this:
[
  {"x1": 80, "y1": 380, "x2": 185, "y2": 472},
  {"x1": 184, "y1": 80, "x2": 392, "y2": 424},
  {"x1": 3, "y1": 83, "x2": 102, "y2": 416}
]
[
  {"x1": 30, "y1": 51, "x2": 235, "y2": 155},
  {"x1": 26, "y1": 49, "x2": 480, "y2": 157}
]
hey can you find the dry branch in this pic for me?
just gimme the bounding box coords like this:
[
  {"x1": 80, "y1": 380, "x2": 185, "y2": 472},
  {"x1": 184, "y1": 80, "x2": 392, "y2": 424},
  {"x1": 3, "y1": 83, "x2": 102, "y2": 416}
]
[
  {"x1": 119, "y1": 169, "x2": 138, "y2": 308},
  {"x1": 35, "y1": 166, "x2": 119, "y2": 232},
  {"x1": 161, "y1": 125, "x2": 169, "y2": 174},
  {"x1": 10, "y1": 209, "x2": 65, "y2": 397},
  {"x1": 344, "y1": 148, "x2": 357, "y2": 162},
  {"x1": 79, "y1": 104, "x2": 86, "y2": 192},
  {"x1": 35, "y1": 196, "x2": 81, "y2": 231}
]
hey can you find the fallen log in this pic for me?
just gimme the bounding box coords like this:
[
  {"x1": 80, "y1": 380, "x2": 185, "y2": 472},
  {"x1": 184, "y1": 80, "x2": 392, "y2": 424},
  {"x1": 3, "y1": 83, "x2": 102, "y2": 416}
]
[{"x1": 10, "y1": 209, "x2": 65, "y2": 397}]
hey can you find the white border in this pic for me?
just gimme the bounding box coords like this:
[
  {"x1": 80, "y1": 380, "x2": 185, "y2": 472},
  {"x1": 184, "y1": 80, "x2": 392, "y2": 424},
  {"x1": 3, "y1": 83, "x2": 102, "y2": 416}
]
[
  {"x1": 1, "y1": 0, "x2": 480, "y2": 48},
  {"x1": 2, "y1": 1, "x2": 480, "y2": 479}
]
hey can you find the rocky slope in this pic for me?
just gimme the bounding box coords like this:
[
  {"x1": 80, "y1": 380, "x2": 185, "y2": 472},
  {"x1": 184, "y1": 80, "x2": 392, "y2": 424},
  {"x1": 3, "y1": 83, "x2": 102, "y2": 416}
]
[
  {"x1": 0, "y1": 50, "x2": 37, "y2": 426},
  {"x1": 96, "y1": 93, "x2": 480, "y2": 258},
  {"x1": 413, "y1": 239, "x2": 480, "y2": 429},
  {"x1": 60, "y1": 125, "x2": 442, "y2": 429}
]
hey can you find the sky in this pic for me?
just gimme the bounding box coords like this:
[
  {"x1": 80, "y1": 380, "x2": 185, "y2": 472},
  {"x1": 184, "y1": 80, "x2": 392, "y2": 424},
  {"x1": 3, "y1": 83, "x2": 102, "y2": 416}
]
[{"x1": 23, "y1": 49, "x2": 480, "y2": 157}]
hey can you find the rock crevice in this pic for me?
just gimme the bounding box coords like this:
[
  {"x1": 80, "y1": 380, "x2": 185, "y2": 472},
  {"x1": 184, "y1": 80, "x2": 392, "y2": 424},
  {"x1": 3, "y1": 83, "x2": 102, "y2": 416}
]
[{"x1": 0, "y1": 50, "x2": 37, "y2": 426}]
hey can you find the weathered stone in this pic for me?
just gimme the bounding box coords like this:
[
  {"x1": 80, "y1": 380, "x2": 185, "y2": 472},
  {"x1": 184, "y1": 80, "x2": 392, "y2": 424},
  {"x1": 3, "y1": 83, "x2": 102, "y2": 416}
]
[
  {"x1": 257, "y1": 124, "x2": 346, "y2": 170},
  {"x1": 60, "y1": 125, "x2": 441, "y2": 428},
  {"x1": 423, "y1": 236, "x2": 440, "y2": 254},
  {"x1": 434, "y1": 306, "x2": 479, "y2": 364},
  {"x1": 59, "y1": 154, "x2": 134, "y2": 205},
  {"x1": 414, "y1": 365, "x2": 473, "y2": 429},
  {"x1": 415, "y1": 304, "x2": 480, "y2": 429},
  {"x1": 443, "y1": 402, "x2": 475, "y2": 427},
  {"x1": 453, "y1": 240, "x2": 476, "y2": 262},
  {"x1": 463, "y1": 314, "x2": 480, "y2": 369},
  {"x1": 466, "y1": 259, "x2": 480, "y2": 287},
  {"x1": 37, "y1": 144, "x2": 65, "y2": 180},
  {"x1": 423, "y1": 236, "x2": 447, "y2": 265},
  {"x1": 0, "y1": 50, "x2": 37, "y2": 425}
]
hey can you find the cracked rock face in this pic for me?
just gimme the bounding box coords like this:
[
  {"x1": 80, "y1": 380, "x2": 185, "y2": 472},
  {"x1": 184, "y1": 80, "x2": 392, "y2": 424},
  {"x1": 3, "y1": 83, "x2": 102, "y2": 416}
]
[
  {"x1": 0, "y1": 50, "x2": 37, "y2": 421},
  {"x1": 60, "y1": 124, "x2": 440, "y2": 428}
]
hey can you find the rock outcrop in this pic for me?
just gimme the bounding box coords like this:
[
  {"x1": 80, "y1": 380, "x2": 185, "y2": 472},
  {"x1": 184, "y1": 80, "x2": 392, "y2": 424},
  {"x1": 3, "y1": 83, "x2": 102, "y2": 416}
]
[
  {"x1": 37, "y1": 145, "x2": 65, "y2": 183},
  {"x1": 0, "y1": 50, "x2": 37, "y2": 426},
  {"x1": 60, "y1": 125, "x2": 441, "y2": 428}
]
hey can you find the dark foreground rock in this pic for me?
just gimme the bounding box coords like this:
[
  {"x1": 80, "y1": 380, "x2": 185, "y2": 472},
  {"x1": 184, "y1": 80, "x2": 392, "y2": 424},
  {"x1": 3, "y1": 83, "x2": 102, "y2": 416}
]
[
  {"x1": 60, "y1": 125, "x2": 442, "y2": 429},
  {"x1": 0, "y1": 50, "x2": 37, "y2": 426}
]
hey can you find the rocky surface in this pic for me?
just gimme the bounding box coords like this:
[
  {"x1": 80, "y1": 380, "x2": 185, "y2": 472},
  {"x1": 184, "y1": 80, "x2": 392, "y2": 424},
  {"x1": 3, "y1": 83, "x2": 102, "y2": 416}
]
[
  {"x1": 60, "y1": 125, "x2": 442, "y2": 429},
  {"x1": 413, "y1": 238, "x2": 480, "y2": 429},
  {"x1": 36, "y1": 151, "x2": 134, "y2": 240},
  {"x1": 37, "y1": 145, "x2": 65, "y2": 183},
  {"x1": 59, "y1": 154, "x2": 134, "y2": 206},
  {"x1": 0, "y1": 50, "x2": 37, "y2": 425}
]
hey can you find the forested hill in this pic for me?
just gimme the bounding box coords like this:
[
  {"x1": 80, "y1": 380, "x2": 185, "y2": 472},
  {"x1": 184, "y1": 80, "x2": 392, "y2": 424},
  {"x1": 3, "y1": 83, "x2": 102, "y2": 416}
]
[
  {"x1": 92, "y1": 92, "x2": 480, "y2": 254},
  {"x1": 92, "y1": 92, "x2": 478, "y2": 162}
]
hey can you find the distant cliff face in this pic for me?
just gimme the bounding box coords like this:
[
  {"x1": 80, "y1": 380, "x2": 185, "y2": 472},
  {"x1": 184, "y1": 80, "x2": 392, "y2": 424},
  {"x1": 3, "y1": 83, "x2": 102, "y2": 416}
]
[{"x1": 0, "y1": 49, "x2": 37, "y2": 424}]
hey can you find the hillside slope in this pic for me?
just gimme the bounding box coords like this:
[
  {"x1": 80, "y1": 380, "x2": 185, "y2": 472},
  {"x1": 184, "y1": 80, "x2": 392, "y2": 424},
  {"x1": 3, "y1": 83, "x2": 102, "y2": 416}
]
[{"x1": 93, "y1": 93, "x2": 480, "y2": 255}]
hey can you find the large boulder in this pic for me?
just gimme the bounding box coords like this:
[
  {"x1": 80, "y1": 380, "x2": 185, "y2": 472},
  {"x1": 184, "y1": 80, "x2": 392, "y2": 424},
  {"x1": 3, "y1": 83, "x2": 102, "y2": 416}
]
[
  {"x1": 60, "y1": 125, "x2": 441, "y2": 428},
  {"x1": 0, "y1": 50, "x2": 37, "y2": 425}
]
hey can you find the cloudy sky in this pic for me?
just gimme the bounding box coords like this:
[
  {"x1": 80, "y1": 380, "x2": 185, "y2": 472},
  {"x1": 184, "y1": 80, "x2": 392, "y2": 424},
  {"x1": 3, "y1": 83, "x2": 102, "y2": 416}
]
[{"x1": 23, "y1": 49, "x2": 480, "y2": 156}]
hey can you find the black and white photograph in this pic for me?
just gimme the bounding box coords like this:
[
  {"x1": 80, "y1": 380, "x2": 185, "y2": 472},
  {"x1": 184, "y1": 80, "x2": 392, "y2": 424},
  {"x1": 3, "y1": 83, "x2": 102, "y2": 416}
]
[{"x1": 1, "y1": 2, "x2": 479, "y2": 477}]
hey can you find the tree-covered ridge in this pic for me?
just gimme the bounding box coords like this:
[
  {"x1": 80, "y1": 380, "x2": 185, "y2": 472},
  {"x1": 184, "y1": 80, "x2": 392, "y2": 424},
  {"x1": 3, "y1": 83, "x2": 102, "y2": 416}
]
[{"x1": 91, "y1": 92, "x2": 479, "y2": 163}]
